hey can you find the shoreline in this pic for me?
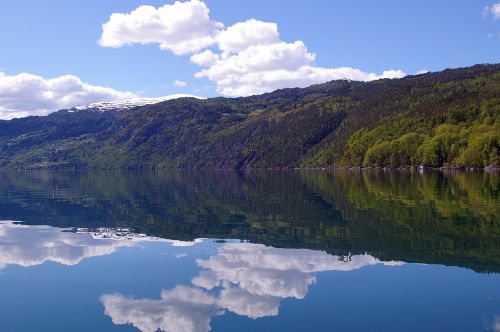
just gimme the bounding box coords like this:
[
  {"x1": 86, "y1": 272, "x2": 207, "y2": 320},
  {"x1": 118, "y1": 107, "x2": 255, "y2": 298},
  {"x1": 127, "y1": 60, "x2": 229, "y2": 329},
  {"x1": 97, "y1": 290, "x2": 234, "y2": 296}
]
[
  {"x1": 303, "y1": 165, "x2": 500, "y2": 172},
  {"x1": 1, "y1": 165, "x2": 499, "y2": 172}
]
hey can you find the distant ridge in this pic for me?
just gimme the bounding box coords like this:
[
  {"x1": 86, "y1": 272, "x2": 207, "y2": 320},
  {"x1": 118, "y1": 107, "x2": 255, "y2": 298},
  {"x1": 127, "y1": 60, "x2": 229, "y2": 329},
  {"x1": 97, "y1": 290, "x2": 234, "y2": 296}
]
[{"x1": 73, "y1": 94, "x2": 204, "y2": 112}]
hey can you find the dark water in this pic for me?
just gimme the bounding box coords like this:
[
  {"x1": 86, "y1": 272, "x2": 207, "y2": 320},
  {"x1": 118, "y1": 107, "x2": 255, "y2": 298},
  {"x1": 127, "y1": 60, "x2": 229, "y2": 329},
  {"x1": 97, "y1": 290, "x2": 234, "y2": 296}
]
[{"x1": 0, "y1": 170, "x2": 498, "y2": 332}]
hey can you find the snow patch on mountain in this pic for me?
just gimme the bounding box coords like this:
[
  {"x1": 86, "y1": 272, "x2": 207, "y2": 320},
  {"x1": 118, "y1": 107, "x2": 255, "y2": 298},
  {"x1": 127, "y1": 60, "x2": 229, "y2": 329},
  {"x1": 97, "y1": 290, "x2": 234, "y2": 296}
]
[{"x1": 73, "y1": 94, "x2": 204, "y2": 112}]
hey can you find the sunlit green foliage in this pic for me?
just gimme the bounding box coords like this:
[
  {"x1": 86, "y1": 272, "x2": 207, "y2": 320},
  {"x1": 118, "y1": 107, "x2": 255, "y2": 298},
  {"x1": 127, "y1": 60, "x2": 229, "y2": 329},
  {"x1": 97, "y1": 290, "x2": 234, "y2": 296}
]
[
  {"x1": 343, "y1": 97, "x2": 500, "y2": 167},
  {"x1": 0, "y1": 64, "x2": 498, "y2": 169}
]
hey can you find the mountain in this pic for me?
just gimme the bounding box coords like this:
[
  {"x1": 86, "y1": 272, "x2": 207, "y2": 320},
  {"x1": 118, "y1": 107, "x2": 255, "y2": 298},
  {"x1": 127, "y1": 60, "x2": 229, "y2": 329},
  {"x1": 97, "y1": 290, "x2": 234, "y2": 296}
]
[
  {"x1": 0, "y1": 64, "x2": 498, "y2": 169},
  {"x1": 73, "y1": 94, "x2": 204, "y2": 112}
]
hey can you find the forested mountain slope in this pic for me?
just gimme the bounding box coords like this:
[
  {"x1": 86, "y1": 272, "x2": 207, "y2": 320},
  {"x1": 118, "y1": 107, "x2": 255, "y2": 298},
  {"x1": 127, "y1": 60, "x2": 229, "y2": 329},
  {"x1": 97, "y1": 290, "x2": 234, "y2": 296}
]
[{"x1": 0, "y1": 64, "x2": 498, "y2": 169}]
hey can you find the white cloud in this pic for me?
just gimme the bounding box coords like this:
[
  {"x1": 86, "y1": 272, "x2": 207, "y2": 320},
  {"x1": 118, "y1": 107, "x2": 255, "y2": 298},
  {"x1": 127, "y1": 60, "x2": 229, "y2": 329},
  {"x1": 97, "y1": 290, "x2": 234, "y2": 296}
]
[
  {"x1": 0, "y1": 1, "x2": 409, "y2": 118},
  {"x1": 493, "y1": 3, "x2": 500, "y2": 18},
  {"x1": 174, "y1": 80, "x2": 187, "y2": 87},
  {"x1": 195, "y1": 41, "x2": 405, "y2": 96},
  {"x1": 204, "y1": 41, "x2": 315, "y2": 74},
  {"x1": 0, "y1": 71, "x2": 136, "y2": 120},
  {"x1": 99, "y1": 0, "x2": 223, "y2": 55},
  {"x1": 190, "y1": 50, "x2": 220, "y2": 67},
  {"x1": 380, "y1": 69, "x2": 407, "y2": 79},
  {"x1": 216, "y1": 19, "x2": 279, "y2": 53},
  {"x1": 416, "y1": 69, "x2": 429, "y2": 75},
  {"x1": 99, "y1": 1, "x2": 406, "y2": 98},
  {"x1": 484, "y1": 3, "x2": 500, "y2": 19}
]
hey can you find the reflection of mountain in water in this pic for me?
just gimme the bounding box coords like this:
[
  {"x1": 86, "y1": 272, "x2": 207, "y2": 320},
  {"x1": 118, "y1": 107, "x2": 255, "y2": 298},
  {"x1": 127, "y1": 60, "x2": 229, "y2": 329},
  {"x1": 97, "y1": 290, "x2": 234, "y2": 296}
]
[
  {"x1": 0, "y1": 170, "x2": 498, "y2": 272},
  {"x1": 0, "y1": 221, "x2": 405, "y2": 332},
  {"x1": 101, "y1": 242, "x2": 403, "y2": 332}
]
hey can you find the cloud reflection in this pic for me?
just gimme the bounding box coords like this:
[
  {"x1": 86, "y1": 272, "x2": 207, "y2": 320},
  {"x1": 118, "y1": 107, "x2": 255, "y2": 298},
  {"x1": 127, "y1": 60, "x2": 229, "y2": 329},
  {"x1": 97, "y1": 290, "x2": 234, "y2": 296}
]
[
  {"x1": 0, "y1": 221, "x2": 174, "y2": 270},
  {"x1": 102, "y1": 286, "x2": 221, "y2": 332},
  {"x1": 0, "y1": 222, "x2": 136, "y2": 270},
  {"x1": 102, "y1": 242, "x2": 404, "y2": 332},
  {"x1": 491, "y1": 315, "x2": 500, "y2": 332}
]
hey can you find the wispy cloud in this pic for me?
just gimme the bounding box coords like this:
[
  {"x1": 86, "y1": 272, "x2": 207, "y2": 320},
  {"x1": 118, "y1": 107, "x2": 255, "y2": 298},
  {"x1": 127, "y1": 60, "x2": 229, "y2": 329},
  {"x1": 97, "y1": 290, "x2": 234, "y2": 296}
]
[
  {"x1": 173, "y1": 80, "x2": 187, "y2": 87},
  {"x1": 483, "y1": 3, "x2": 500, "y2": 19}
]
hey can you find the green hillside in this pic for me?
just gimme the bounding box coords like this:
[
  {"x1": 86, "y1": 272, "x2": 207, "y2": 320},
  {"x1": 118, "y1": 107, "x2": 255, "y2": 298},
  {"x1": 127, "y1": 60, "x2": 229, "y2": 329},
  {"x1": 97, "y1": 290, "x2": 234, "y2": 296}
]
[{"x1": 0, "y1": 64, "x2": 498, "y2": 169}]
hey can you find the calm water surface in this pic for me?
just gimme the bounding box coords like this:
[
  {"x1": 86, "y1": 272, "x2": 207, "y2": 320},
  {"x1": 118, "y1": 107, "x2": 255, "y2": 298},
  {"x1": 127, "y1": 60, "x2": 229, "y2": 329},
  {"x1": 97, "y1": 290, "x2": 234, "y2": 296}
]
[{"x1": 0, "y1": 170, "x2": 499, "y2": 332}]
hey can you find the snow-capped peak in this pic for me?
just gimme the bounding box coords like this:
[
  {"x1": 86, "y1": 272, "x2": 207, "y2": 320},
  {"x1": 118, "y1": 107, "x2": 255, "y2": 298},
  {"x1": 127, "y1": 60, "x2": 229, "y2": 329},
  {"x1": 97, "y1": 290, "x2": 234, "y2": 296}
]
[{"x1": 73, "y1": 94, "x2": 204, "y2": 112}]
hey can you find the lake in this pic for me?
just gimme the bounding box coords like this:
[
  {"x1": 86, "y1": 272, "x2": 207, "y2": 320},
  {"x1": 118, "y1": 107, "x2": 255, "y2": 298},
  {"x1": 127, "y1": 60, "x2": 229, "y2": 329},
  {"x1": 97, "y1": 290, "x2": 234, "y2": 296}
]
[{"x1": 0, "y1": 170, "x2": 499, "y2": 332}]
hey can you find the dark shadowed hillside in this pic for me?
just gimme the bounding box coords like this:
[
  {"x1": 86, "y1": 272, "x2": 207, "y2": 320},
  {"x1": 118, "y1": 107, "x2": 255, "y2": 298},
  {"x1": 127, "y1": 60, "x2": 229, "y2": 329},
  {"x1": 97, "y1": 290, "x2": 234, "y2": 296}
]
[{"x1": 0, "y1": 64, "x2": 498, "y2": 169}]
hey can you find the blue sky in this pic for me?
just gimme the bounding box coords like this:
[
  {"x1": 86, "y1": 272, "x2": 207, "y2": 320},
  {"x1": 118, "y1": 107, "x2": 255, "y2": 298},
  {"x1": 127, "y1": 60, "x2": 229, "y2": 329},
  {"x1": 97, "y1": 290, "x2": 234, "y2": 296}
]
[{"x1": 0, "y1": 0, "x2": 498, "y2": 118}]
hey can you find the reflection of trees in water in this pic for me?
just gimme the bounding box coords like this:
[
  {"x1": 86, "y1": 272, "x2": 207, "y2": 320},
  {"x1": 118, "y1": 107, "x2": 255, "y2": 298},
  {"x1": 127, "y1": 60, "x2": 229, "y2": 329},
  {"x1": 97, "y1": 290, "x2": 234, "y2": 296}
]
[
  {"x1": 0, "y1": 170, "x2": 498, "y2": 272},
  {"x1": 302, "y1": 170, "x2": 500, "y2": 272}
]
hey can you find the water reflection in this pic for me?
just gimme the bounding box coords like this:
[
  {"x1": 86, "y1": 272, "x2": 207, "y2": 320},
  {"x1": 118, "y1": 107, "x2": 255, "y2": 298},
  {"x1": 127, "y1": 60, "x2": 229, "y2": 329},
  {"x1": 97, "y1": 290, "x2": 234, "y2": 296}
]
[
  {"x1": 101, "y1": 242, "x2": 403, "y2": 332},
  {"x1": 2, "y1": 220, "x2": 404, "y2": 332},
  {"x1": 102, "y1": 287, "x2": 221, "y2": 332},
  {"x1": 0, "y1": 170, "x2": 498, "y2": 273},
  {"x1": 490, "y1": 316, "x2": 500, "y2": 332},
  {"x1": 0, "y1": 221, "x2": 177, "y2": 270},
  {"x1": 192, "y1": 243, "x2": 403, "y2": 299}
]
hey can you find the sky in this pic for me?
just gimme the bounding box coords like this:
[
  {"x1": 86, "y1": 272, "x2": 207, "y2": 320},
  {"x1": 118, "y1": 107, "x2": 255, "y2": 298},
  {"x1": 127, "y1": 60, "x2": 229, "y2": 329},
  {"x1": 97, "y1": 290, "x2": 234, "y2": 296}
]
[{"x1": 0, "y1": 0, "x2": 499, "y2": 119}]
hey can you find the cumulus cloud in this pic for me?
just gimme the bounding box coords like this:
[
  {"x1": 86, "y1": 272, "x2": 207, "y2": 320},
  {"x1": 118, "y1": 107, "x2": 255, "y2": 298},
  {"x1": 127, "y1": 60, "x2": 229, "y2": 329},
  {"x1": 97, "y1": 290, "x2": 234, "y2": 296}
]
[
  {"x1": 194, "y1": 40, "x2": 405, "y2": 96},
  {"x1": 173, "y1": 80, "x2": 187, "y2": 87},
  {"x1": 0, "y1": 71, "x2": 136, "y2": 120},
  {"x1": 484, "y1": 3, "x2": 500, "y2": 19},
  {"x1": 190, "y1": 49, "x2": 220, "y2": 67},
  {"x1": 216, "y1": 19, "x2": 279, "y2": 53},
  {"x1": 416, "y1": 69, "x2": 430, "y2": 75},
  {"x1": 100, "y1": 0, "x2": 406, "y2": 97},
  {"x1": 99, "y1": 0, "x2": 222, "y2": 55}
]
